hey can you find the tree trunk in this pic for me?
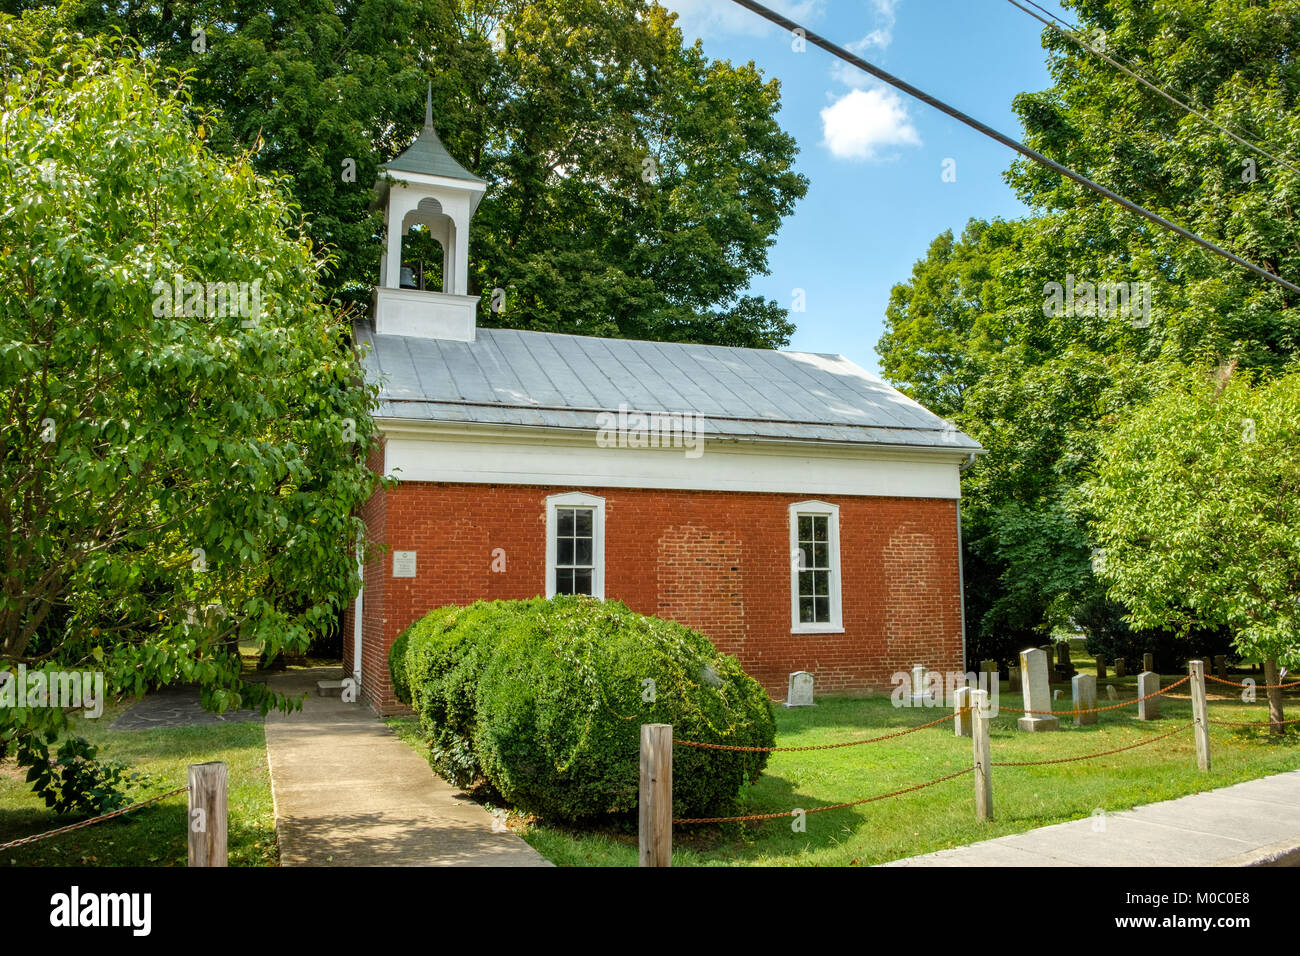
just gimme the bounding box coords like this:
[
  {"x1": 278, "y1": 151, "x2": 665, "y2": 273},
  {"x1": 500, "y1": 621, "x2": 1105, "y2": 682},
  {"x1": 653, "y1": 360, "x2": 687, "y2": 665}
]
[{"x1": 1263, "y1": 657, "x2": 1285, "y2": 736}]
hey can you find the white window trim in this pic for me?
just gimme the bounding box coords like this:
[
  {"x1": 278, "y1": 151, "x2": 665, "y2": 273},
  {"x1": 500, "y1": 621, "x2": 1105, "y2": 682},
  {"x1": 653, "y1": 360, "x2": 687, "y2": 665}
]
[
  {"x1": 545, "y1": 492, "x2": 606, "y2": 599},
  {"x1": 788, "y1": 500, "x2": 844, "y2": 634}
]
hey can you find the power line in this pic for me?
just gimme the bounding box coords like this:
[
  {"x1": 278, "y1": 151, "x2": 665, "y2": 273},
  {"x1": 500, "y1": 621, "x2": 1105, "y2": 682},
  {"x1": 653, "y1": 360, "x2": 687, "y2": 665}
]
[
  {"x1": 1006, "y1": 0, "x2": 1300, "y2": 179},
  {"x1": 726, "y1": 0, "x2": 1300, "y2": 295}
]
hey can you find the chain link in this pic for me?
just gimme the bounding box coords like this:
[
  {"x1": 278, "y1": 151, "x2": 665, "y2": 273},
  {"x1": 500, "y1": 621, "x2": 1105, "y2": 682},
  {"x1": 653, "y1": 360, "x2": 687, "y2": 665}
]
[
  {"x1": 673, "y1": 767, "x2": 974, "y2": 825},
  {"x1": 0, "y1": 785, "x2": 190, "y2": 853},
  {"x1": 673, "y1": 707, "x2": 967, "y2": 753},
  {"x1": 1207, "y1": 675, "x2": 1300, "y2": 690},
  {"x1": 998, "y1": 674, "x2": 1191, "y2": 716},
  {"x1": 991, "y1": 723, "x2": 1194, "y2": 767}
]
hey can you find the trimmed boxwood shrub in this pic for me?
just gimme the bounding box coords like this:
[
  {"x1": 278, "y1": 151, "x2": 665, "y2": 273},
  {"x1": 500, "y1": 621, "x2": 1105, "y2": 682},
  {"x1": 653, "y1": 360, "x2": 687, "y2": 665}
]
[
  {"x1": 391, "y1": 595, "x2": 775, "y2": 822},
  {"x1": 391, "y1": 599, "x2": 545, "y2": 787}
]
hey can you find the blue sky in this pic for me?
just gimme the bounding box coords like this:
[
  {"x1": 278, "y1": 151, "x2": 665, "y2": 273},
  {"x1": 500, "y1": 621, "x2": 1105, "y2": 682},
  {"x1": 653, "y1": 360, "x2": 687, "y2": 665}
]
[{"x1": 659, "y1": 0, "x2": 1073, "y2": 373}]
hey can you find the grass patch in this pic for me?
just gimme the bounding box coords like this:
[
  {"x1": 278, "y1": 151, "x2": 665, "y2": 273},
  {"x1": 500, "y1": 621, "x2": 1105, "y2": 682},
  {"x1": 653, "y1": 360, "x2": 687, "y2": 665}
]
[
  {"x1": 0, "y1": 700, "x2": 278, "y2": 867},
  {"x1": 389, "y1": 658, "x2": 1300, "y2": 866}
]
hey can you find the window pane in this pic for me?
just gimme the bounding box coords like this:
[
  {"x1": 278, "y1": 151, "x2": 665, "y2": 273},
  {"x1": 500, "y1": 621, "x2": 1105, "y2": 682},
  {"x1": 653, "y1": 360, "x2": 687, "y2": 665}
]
[
  {"x1": 558, "y1": 508, "x2": 574, "y2": 536},
  {"x1": 798, "y1": 515, "x2": 812, "y2": 540},
  {"x1": 555, "y1": 567, "x2": 575, "y2": 595},
  {"x1": 799, "y1": 595, "x2": 815, "y2": 623},
  {"x1": 813, "y1": 570, "x2": 830, "y2": 598},
  {"x1": 558, "y1": 537, "x2": 574, "y2": 566},
  {"x1": 798, "y1": 570, "x2": 813, "y2": 597},
  {"x1": 574, "y1": 509, "x2": 593, "y2": 537},
  {"x1": 814, "y1": 596, "x2": 830, "y2": 622},
  {"x1": 812, "y1": 542, "x2": 829, "y2": 569},
  {"x1": 575, "y1": 537, "x2": 592, "y2": 566},
  {"x1": 574, "y1": 569, "x2": 593, "y2": 595},
  {"x1": 812, "y1": 515, "x2": 828, "y2": 542}
]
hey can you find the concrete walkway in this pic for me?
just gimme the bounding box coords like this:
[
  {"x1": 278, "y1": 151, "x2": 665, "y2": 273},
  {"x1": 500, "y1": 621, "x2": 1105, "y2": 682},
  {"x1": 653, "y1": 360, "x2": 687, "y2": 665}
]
[
  {"x1": 885, "y1": 769, "x2": 1300, "y2": 867},
  {"x1": 263, "y1": 668, "x2": 549, "y2": 866}
]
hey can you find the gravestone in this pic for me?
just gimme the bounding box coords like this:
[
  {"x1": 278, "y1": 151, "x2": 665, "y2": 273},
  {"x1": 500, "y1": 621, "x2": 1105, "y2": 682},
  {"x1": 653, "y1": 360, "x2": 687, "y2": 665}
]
[
  {"x1": 1040, "y1": 645, "x2": 1058, "y2": 683},
  {"x1": 1096, "y1": 654, "x2": 1107, "y2": 680},
  {"x1": 911, "y1": 665, "x2": 929, "y2": 707},
  {"x1": 785, "y1": 671, "x2": 814, "y2": 708},
  {"x1": 1106, "y1": 684, "x2": 1118, "y2": 701},
  {"x1": 1017, "y1": 647, "x2": 1059, "y2": 732},
  {"x1": 1214, "y1": 655, "x2": 1228, "y2": 681},
  {"x1": 1053, "y1": 689, "x2": 1063, "y2": 701},
  {"x1": 1137, "y1": 671, "x2": 1161, "y2": 720},
  {"x1": 980, "y1": 659, "x2": 998, "y2": 682},
  {"x1": 1056, "y1": 642, "x2": 1076, "y2": 679},
  {"x1": 1115, "y1": 658, "x2": 1126, "y2": 678},
  {"x1": 953, "y1": 685, "x2": 972, "y2": 738},
  {"x1": 1072, "y1": 674, "x2": 1098, "y2": 726},
  {"x1": 1008, "y1": 665, "x2": 1021, "y2": 693},
  {"x1": 1143, "y1": 653, "x2": 1154, "y2": 674}
]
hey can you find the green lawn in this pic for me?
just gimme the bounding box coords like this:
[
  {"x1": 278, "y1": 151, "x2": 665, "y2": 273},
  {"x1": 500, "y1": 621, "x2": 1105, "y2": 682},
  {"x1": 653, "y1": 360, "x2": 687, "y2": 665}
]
[
  {"x1": 0, "y1": 700, "x2": 278, "y2": 867},
  {"x1": 393, "y1": 653, "x2": 1300, "y2": 867}
]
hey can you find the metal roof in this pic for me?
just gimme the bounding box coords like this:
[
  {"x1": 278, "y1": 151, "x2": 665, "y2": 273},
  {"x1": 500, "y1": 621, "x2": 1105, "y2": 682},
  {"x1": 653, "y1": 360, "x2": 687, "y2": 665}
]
[
  {"x1": 355, "y1": 323, "x2": 981, "y2": 452},
  {"x1": 380, "y1": 87, "x2": 485, "y2": 185}
]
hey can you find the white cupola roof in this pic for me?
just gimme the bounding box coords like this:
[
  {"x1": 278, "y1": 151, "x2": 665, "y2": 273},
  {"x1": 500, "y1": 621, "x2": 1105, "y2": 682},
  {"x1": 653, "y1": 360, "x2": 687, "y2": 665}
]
[{"x1": 373, "y1": 84, "x2": 486, "y2": 342}]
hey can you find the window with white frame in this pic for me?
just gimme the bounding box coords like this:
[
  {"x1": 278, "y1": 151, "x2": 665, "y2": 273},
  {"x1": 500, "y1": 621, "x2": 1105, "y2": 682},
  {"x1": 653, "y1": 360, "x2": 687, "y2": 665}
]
[
  {"x1": 546, "y1": 492, "x2": 605, "y2": 598},
  {"x1": 788, "y1": 500, "x2": 843, "y2": 633}
]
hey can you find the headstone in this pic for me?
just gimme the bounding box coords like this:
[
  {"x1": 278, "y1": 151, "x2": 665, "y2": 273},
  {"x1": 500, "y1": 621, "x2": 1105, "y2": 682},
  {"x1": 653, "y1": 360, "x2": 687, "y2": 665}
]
[
  {"x1": 1115, "y1": 658, "x2": 1126, "y2": 678},
  {"x1": 1008, "y1": 665, "x2": 1021, "y2": 693},
  {"x1": 785, "y1": 671, "x2": 814, "y2": 708},
  {"x1": 1040, "y1": 644, "x2": 1058, "y2": 683},
  {"x1": 980, "y1": 659, "x2": 998, "y2": 682},
  {"x1": 1072, "y1": 673, "x2": 1098, "y2": 726},
  {"x1": 953, "y1": 685, "x2": 972, "y2": 737},
  {"x1": 1056, "y1": 642, "x2": 1076, "y2": 679},
  {"x1": 1018, "y1": 647, "x2": 1059, "y2": 732},
  {"x1": 1053, "y1": 689, "x2": 1063, "y2": 700},
  {"x1": 1106, "y1": 684, "x2": 1118, "y2": 701},
  {"x1": 1096, "y1": 654, "x2": 1107, "y2": 680},
  {"x1": 1143, "y1": 652, "x2": 1154, "y2": 674},
  {"x1": 1137, "y1": 671, "x2": 1161, "y2": 720},
  {"x1": 1214, "y1": 655, "x2": 1228, "y2": 681},
  {"x1": 911, "y1": 665, "x2": 928, "y2": 707}
]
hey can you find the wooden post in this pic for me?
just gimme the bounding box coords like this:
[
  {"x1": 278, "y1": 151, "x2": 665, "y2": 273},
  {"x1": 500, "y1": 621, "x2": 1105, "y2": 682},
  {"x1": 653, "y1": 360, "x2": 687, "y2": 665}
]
[
  {"x1": 639, "y1": 724, "x2": 672, "y2": 867},
  {"x1": 1189, "y1": 660, "x2": 1211, "y2": 771},
  {"x1": 972, "y1": 688, "x2": 993, "y2": 822},
  {"x1": 188, "y1": 762, "x2": 227, "y2": 867}
]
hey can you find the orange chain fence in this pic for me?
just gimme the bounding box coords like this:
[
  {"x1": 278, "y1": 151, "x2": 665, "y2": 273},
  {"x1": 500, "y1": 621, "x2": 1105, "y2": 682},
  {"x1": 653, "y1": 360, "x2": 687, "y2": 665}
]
[
  {"x1": 0, "y1": 761, "x2": 229, "y2": 865},
  {"x1": 637, "y1": 659, "x2": 1297, "y2": 864}
]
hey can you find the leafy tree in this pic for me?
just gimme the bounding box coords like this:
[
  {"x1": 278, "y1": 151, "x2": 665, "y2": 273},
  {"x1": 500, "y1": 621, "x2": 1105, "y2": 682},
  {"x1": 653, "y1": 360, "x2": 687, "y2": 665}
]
[
  {"x1": 879, "y1": 0, "x2": 1300, "y2": 657},
  {"x1": 1083, "y1": 367, "x2": 1300, "y2": 732},
  {"x1": 0, "y1": 28, "x2": 382, "y2": 766},
  {"x1": 7, "y1": 0, "x2": 808, "y2": 347}
]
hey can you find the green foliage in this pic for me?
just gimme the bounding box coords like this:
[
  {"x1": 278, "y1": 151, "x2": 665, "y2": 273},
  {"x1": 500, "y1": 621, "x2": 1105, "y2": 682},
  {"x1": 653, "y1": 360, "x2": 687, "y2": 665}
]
[
  {"x1": 1083, "y1": 368, "x2": 1300, "y2": 669},
  {"x1": 8, "y1": 0, "x2": 809, "y2": 347},
  {"x1": 878, "y1": 0, "x2": 1300, "y2": 653},
  {"x1": 0, "y1": 28, "x2": 383, "y2": 764},
  {"x1": 17, "y1": 735, "x2": 144, "y2": 816},
  {"x1": 392, "y1": 596, "x2": 775, "y2": 821}
]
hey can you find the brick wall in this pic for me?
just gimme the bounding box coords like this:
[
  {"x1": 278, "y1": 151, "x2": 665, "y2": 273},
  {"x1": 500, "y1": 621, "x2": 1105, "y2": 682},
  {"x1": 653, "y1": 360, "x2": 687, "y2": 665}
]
[{"x1": 356, "y1": 482, "x2": 963, "y2": 713}]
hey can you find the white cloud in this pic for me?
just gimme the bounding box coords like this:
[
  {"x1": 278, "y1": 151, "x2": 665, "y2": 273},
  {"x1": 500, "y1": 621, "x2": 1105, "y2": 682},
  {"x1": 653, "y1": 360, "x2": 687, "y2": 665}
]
[
  {"x1": 819, "y1": 86, "x2": 921, "y2": 161},
  {"x1": 831, "y1": 0, "x2": 903, "y2": 87},
  {"x1": 658, "y1": 0, "x2": 825, "y2": 41}
]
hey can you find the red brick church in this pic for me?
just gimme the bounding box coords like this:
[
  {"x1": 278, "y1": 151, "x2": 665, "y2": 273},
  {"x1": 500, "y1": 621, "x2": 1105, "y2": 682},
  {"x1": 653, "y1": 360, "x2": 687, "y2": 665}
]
[{"x1": 342, "y1": 97, "x2": 981, "y2": 714}]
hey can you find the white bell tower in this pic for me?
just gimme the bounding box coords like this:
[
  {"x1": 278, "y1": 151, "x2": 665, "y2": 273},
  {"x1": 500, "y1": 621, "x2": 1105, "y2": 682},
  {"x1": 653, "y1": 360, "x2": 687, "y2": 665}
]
[{"x1": 373, "y1": 85, "x2": 486, "y2": 341}]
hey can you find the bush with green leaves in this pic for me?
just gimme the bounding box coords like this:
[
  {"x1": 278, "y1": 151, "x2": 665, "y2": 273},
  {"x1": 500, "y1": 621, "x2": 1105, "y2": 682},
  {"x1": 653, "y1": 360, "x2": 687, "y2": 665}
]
[
  {"x1": 392, "y1": 600, "x2": 545, "y2": 787},
  {"x1": 17, "y1": 734, "x2": 146, "y2": 816},
  {"x1": 391, "y1": 596, "x2": 775, "y2": 821}
]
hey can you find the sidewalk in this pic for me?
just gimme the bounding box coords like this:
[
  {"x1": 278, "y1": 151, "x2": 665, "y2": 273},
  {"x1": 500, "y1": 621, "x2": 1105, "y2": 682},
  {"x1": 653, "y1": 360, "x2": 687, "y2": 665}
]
[
  {"x1": 263, "y1": 668, "x2": 549, "y2": 866},
  {"x1": 884, "y1": 769, "x2": 1300, "y2": 867}
]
